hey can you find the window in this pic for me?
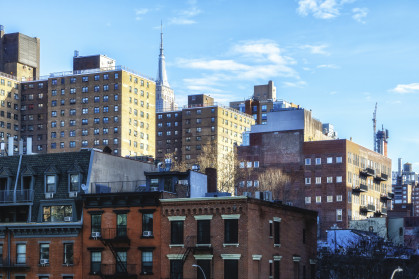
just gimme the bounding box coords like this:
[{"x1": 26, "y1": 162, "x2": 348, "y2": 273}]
[
  {"x1": 305, "y1": 158, "x2": 311, "y2": 165},
  {"x1": 224, "y1": 260, "x2": 238, "y2": 279},
  {"x1": 16, "y1": 244, "x2": 26, "y2": 264},
  {"x1": 91, "y1": 251, "x2": 101, "y2": 274},
  {"x1": 141, "y1": 251, "x2": 153, "y2": 274},
  {"x1": 274, "y1": 219, "x2": 280, "y2": 245},
  {"x1": 327, "y1": 157, "x2": 333, "y2": 164},
  {"x1": 142, "y1": 213, "x2": 153, "y2": 236},
  {"x1": 43, "y1": 205, "x2": 72, "y2": 222},
  {"x1": 254, "y1": 161, "x2": 259, "y2": 168},
  {"x1": 171, "y1": 221, "x2": 184, "y2": 244},
  {"x1": 327, "y1": 177, "x2": 333, "y2": 183},
  {"x1": 316, "y1": 196, "x2": 321, "y2": 203},
  {"x1": 94, "y1": 75, "x2": 100, "y2": 81},
  {"x1": 336, "y1": 195, "x2": 343, "y2": 202},
  {"x1": 336, "y1": 209, "x2": 343, "y2": 221},
  {"x1": 103, "y1": 74, "x2": 109, "y2": 80},
  {"x1": 82, "y1": 119, "x2": 88, "y2": 125},
  {"x1": 170, "y1": 260, "x2": 183, "y2": 279},
  {"x1": 70, "y1": 141, "x2": 76, "y2": 148},
  {"x1": 315, "y1": 158, "x2": 321, "y2": 165},
  {"x1": 224, "y1": 219, "x2": 238, "y2": 244},
  {"x1": 336, "y1": 156, "x2": 343, "y2": 163},
  {"x1": 70, "y1": 77, "x2": 76, "y2": 83},
  {"x1": 117, "y1": 213, "x2": 127, "y2": 237},
  {"x1": 46, "y1": 175, "x2": 56, "y2": 192},
  {"x1": 63, "y1": 243, "x2": 73, "y2": 265},
  {"x1": 69, "y1": 174, "x2": 80, "y2": 192},
  {"x1": 91, "y1": 214, "x2": 101, "y2": 235},
  {"x1": 82, "y1": 76, "x2": 88, "y2": 82},
  {"x1": 94, "y1": 85, "x2": 100, "y2": 92},
  {"x1": 305, "y1": 197, "x2": 311, "y2": 204},
  {"x1": 336, "y1": 176, "x2": 342, "y2": 183},
  {"x1": 40, "y1": 243, "x2": 49, "y2": 264},
  {"x1": 315, "y1": 177, "x2": 321, "y2": 184},
  {"x1": 116, "y1": 251, "x2": 127, "y2": 273},
  {"x1": 197, "y1": 220, "x2": 210, "y2": 244},
  {"x1": 305, "y1": 177, "x2": 311, "y2": 185},
  {"x1": 327, "y1": 196, "x2": 333, "y2": 202}
]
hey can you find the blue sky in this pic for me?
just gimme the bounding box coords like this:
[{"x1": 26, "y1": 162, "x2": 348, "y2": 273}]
[{"x1": 1, "y1": 0, "x2": 419, "y2": 172}]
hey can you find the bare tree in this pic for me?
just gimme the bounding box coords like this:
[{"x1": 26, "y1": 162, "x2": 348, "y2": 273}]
[
  {"x1": 163, "y1": 152, "x2": 188, "y2": 172},
  {"x1": 258, "y1": 167, "x2": 290, "y2": 200}
]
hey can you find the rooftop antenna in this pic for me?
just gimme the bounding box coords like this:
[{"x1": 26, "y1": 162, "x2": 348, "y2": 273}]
[{"x1": 373, "y1": 102, "x2": 377, "y2": 152}]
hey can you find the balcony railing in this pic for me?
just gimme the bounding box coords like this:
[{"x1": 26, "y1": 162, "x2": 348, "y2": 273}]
[
  {"x1": 0, "y1": 190, "x2": 34, "y2": 204},
  {"x1": 100, "y1": 263, "x2": 137, "y2": 277},
  {"x1": 381, "y1": 207, "x2": 387, "y2": 215},
  {"x1": 353, "y1": 184, "x2": 368, "y2": 193},
  {"x1": 89, "y1": 181, "x2": 147, "y2": 194},
  {"x1": 360, "y1": 168, "x2": 375, "y2": 176},
  {"x1": 380, "y1": 192, "x2": 392, "y2": 201},
  {"x1": 100, "y1": 227, "x2": 130, "y2": 242}
]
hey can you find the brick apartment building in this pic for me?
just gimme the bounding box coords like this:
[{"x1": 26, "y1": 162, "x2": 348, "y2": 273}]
[
  {"x1": 82, "y1": 191, "x2": 162, "y2": 279},
  {"x1": 303, "y1": 139, "x2": 392, "y2": 238},
  {"x1": 160, "y1": 196, "x2": 317, "y2": 279},
  {"x1": 0, "y1": 73, "x2": 20, "y2": 147},
  {"x1": 0, "y1": 149, "x2": 156, "y2": 279},
  {"x1": 236, "y1": 110, "x2": 391, "y2": 238}
]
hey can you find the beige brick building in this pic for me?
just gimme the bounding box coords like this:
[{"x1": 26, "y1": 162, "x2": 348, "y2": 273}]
[
  {"x1": 0, "y1": 73, "x2": 20, "y2": 149},
  {"x1": 44, "y1": 55, "x2": 156, "y2": 157}
]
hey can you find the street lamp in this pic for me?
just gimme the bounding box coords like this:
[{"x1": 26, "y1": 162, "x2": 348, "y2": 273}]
[
  {"x1": 390, "y1": 266, "x2": 403, "y2": 279},
  {"x1": 192, "y1": 264, "x2": 207, "y2": 279}
]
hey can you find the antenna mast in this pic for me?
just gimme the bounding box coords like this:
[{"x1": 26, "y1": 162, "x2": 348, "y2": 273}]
[{"x1": 373, "y1": 102, "x2": 377, "y2": 152}]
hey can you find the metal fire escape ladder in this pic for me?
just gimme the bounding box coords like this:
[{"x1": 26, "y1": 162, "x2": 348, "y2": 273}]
[
  {"x1": 181, "y1": 235, "x2": 196, "y2": 264},
  {"x1": 100, "y1": 238, "x2": 128, "y2": 275}
]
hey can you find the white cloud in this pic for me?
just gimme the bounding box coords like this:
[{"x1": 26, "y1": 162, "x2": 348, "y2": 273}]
[
  {"x1": 300, "y1": 44, "x2": 330, "y2": 55},
  {"x1": 297, "y1": 0, "x2": 340, "y2": 19},
  {"x1": 390, "y1": 83, "x2": 419, "y2": 94},
  {"x1": 282, "y1": 81, "x2": 307, "y2": 88},
  {"x1": 317, "y1": 64, "x2": 339, "y2": 69},
  {"x1": 135, "y1": 8, "x2": 149, "y2": 20},
  {"x1": 297, "y1": 0, "x2": 361, "y2": 20},
  {"x1": 176, "y1": 40, "x2": 299, "y2": 80},
  {"x1": 169, "y1": 6, "x2": 201, "y2": 25},
  {"x1": 352, "y1": 7, "x2": 368, "y2": 23}
]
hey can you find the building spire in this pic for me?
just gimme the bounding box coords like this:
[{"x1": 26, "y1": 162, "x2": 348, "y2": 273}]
[{"x1": 157, "y1": 21, "x2": 169, "y2": 87}]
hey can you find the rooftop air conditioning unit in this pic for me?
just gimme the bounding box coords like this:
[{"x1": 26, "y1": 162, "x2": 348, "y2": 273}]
[
  {"x1": 143, "y1": 231, "x2": 153, "y2": 237},
  {"x1": 45, "y1": 193, "x2": 54, "y2": 199},
  {"x1": 151, "y1": 187, "x2": 159, "y2": 192},
  {"x1": 91, "y1": 232, "x2": 101, "y2": 238},
  {"x1": 40, "y1": 259, "x2": 49, "y2": 265},
  {"x1": 69, "y1": 192, "x2": 78, "y2": 198},
  {"x1": 64, "y1": 217, "x2": 72, "y2": 222}
]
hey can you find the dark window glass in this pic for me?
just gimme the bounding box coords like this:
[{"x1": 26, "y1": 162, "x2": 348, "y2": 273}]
[
  {"x1": 274, "y1": 260, "x2": 280, "y2": 279},
  {"x1": 63, "y1": 243, "x2": 73, "y2": 265},
  {"x1": 142, "y1": 213, "x2": 153, "y2": 235},
  {"x1": 117, "y1": 213, "x2": 127, "y2": 237},
  {"x1": 91, "y1": 214, "x2": 102, "y2": 235},
  {"x1": 171, "y1": 221, "x2": 184, "y2": 244},
  {"x1": 141, "y1": 251, "x2": 153, "y2": 274},
  {"x1": 170, "y1": 260, "x2": 183, "y2": 279},
  {"x1": 197, "y1": 260, "x2": 211, "y2": 279},
  {"x1": 274, "y1": 221, "x2": 280, "y2": 245},
  {"x1": 224, "y1": 260, "x2": 238, "y2": 279},
  {"x1": 224, "y1": 219, "x2": 238, "y2": 243},
  {"x1": 197, "y1": 220, "x2": 210, "y2": 244},
  {"x1": 91, "y1": 251, "x2": 101, "y2": 274}
]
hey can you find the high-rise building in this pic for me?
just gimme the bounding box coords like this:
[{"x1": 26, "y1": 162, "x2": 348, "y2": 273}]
[
  {"x1": 19, "y1": 53, "x2": 156, "y2": 157},
  {"x1": 0, "y1": 25, "x2": 40, "y2": 81},
  {"x1": 156, "y1": 94, "x2": 254, "y2": 190},
  {"x1": 155, "y1": 26, "x2": 175, "y2": 112},
  {"x1": 0, "y1": 73, "x2": 20, "y2": 150}
]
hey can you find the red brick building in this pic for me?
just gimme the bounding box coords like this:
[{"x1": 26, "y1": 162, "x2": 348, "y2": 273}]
[
  {"x1": 82, "y1": 191, "x2": 162, "y2": 279},
  {"x1": 160, "y1": 196, "x2": 317, "y2": 279}
]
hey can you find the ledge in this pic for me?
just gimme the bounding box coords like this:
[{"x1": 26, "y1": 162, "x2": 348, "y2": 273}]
[
  {"x1": 169, "y1": 244, "x2": 184, "y2": 248},
  {"x1": 223, "y1": 243, "x2": 239, "y2": 247}
]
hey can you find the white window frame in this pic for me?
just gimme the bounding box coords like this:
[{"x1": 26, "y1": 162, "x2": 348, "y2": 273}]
[
  {"x1": 336, "y1": 176, "x2": 342, "y2": 183},
  {"x1": 336, "y1": 209, "x2": 343, "y2": 222},
  {"x1": 327, "y1": 196, "x2": 333, "y2": 203},
  {"x1": 327, "y1": 157, "x2": 333, "y2": 164},
  {"x1": 336, "y1": 195, "x2": 343, "y2": 202},
  {"x1": 315, "y1": 177, "x2": 321, "y2": 184},
  {"x1": 315, "y1": 158, "x2": 321, "y2": 165},
  {"x1": 316, "y1": 196, "x2": 321, "y2": 203},
  {"x1": 305, "y1": 158, "x2": 311, "y2": 165},
  {"x1": 336, "y1": 157, "x2": 342, "y2": 163},
  {"x1": 305, "y1": 197, "x2": 311, "y2": 204},
  {"x1": 305, "y1": 178, "x2": 311, "y2": 185},
  {"x1": 327, "y1": 177, "x2": 333, "y2": 183}
]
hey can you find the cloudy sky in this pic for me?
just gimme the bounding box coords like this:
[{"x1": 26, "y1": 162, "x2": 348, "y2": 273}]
[{"x1": 2, "y1": 0, "x2": 419, "y2": 171}]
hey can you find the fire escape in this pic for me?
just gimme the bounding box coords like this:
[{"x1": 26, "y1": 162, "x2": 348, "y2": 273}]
[{"x1": 96, "y1": 227, "x2": 136, "y2": 279}]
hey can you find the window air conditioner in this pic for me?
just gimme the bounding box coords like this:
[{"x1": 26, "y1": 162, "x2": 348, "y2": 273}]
[
  {"x1": 64, "y1": 217, "x2": 72, "y2": 222},
  {"x1": 40, "y1": 259, "x2": 49, "y2": 265},
  {"x1": 143, "y1": 231, "x2": 153, "y2": 237},
  {"x1": 69, "y1": 192, "x2": 78, "y2": 198},
  {"x1": 45, "y1": 193, "x2": 54, "y2": 199},
  {"x1": 91, "y1": 232, "x2": 101, "y2": 238}
]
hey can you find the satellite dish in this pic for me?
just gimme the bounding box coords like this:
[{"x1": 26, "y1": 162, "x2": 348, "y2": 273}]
[{"x1": 81, "y1": 184, "x2": 88, "y2": 193}]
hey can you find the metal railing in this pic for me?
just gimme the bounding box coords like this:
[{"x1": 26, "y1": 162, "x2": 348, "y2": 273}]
[
  {"x1": 89, "y1": 180, "x2": 147, "y2": 194},
  {"x1": 100, "y1": 227, "x2": 130, "y2": 240},
  {"x1": 100, "y1": 263, "x2": 137, "y2": 276},
  {"x1": 0, "y1": 190, "x2": 34, "y2": 203},
  {"x1": 367, "y1": 204, "x2": 376, "y2": 212}
]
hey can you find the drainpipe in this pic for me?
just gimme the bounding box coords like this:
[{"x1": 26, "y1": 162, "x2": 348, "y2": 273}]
[{"x1": 13, "y1": 155, "x2": 23, "y2": 203}]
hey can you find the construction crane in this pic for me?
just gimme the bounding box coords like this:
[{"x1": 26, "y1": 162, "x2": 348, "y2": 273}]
[{"x1": 373, "y1": 102, "x2": 377, "y2": 152}]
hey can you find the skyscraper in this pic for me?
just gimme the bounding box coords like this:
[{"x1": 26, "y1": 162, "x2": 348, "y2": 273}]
[{"x1": 156, "y1": 24, "x2": 175, "y2": 112}]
